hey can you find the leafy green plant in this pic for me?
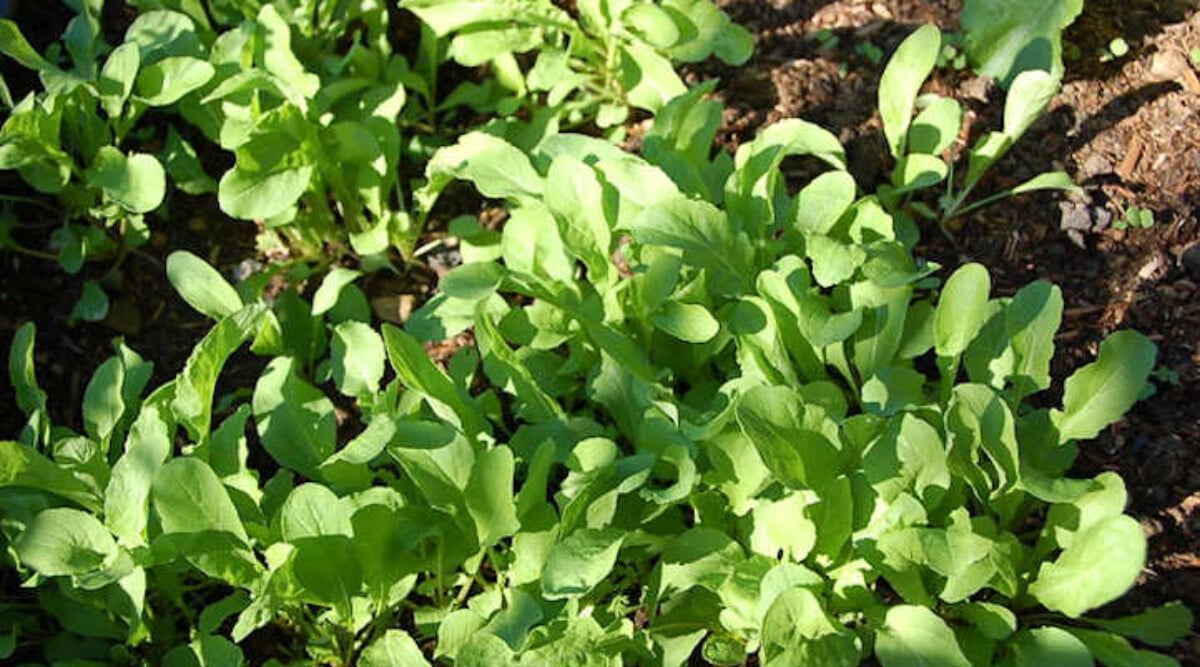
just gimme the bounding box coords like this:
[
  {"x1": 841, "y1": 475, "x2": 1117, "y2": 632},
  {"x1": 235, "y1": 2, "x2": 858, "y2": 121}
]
[
  {"x1": 874, "y1": 25, "x2": 1080, "y2": 234},
  {"x1": 960, "y1": 0, "x2": 1085, "y2": 87},
  {"x1": 1102, "y1": 37, "x2": 1131, "y2": 62},
  {"x1": 1113, "y1": 204, "x2": 1154, "y2": 230},
  {"x1": 3, "y1": 78, "x2": 1189, "y2": 663},
  {"x1": 402, "y1": 0, "x2": 753, "y2": 133},
  {"x1": 0, "y1": 5, "x2": 215, "y2": 272}
]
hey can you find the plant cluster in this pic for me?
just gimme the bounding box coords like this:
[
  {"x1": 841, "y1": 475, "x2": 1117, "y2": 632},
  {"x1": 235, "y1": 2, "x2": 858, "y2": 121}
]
[
  {"x1": 0, "y1": 0, "x2": 749, "y2": 293},
  {"x1": 2, "y1": 1, "x2": 1193, "y2": 666}
]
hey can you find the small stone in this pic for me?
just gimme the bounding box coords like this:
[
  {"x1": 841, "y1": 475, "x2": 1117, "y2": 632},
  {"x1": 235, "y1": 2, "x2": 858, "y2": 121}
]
[
  {"x1": 370, "y1": 294, "x2": 415, "y2": 325},
  {"x1": 1059, "y1": 202, "x2": 1092, "y2": 231},
  {"x1": 1091, "y1": 206, "x2": 1113, "y2": 232},
  {"x1": 1081, "y1": 153, "x2": 1112, "y2": 177},
  {"x1": 959, "y1": 76, "x2": 991, "y2": 102},
  {"x1": 233, "y1": 259, "x2": 263, "y2": 283},
  {"x1": 1182, "y1": 243, "x2": 1200, "y2": 281}
]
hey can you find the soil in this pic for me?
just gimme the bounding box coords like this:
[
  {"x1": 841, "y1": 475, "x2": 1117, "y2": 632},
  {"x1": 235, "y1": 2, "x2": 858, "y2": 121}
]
[{"x1": 0, "y1": 0, "x2": 1198, "y2": 664}]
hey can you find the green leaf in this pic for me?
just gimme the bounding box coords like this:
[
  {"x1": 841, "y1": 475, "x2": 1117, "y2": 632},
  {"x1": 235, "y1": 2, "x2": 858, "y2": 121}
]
[
  {"x1": 1050, "y1": 331, "x2": 1156, "y2": 443},
  {"x1": 331, "y1": 321, "x2": 385, "y2": 397},
  {"x1": 14, "y1": 507, "x2": 117, "y2": 577},
  {"x1": 875, "y1": 605, "x2": 972, "y2": 667},
  {"x1": 383, "y1": 324, "x2": 485, "y2": 435},
  {"x1": 1011, "y1": 170, "x2": 1080, "y2": 195},
  {"x1": 1069, "y1": 629, "x2": 1181, "y2": 667},
  {"x1": 136, "y1": 56, "x2": 214, "y2": 106},
  {"x1": 544, "y1": 155, "x2": 612, "y2": 284},
  {"x1": 542, "y1": 528, "x2": 625, "y2": 600},
  {"x1": 106, "y1": 403, "x2": 172, "y2": 547},
  {"x1": 465, "y1": 446, "x2": 520, "y2": 548},
  {"x1": 218, "y1": 164, "x2": 313, "y2": 221},
  {"x1": 624, "y1": 196, "x2": 750, "y2": 294},
  {"x1": 1007, "y1": 627, "x2": 1095, "y2": 667},
  {"x1": 727, "y1": 118, "x2": 846, "y2": 234},
  {"x1": 152, "y1": 457, "x2": 260, "y2": 585},
  {"x1": 167, "y1": 251, "x2": 242, "y2": 320},
  {"x1": 424, "y1": 132, "x2": 542, "y2": 207},
  {"x1": 958, "y1": 602, "x2": 1017, "y2": 641},
  {"x1": 476, "y1": 314, "x2": 564, "y2": 423},
  {"x1": 750, "y1": 494, "x2": 816, "y2": 562},
  {"x1": 0, "y1": 441, "x2": 102, "y2": 511},
  {"x1": 253, "y1": 357, "x2": 336, "y2": 478},
  {"x1": 1003, "y1": 70, "x2": 1060, "y2": 140},
  {"x1": 124, "y1": 10, "x2": 202, "y2": 64},
  {"x1": 863, "y1": 413, "x2": 951, "y2": 506},
  {"x1": 163, "y1": 635, "x2": 246, "y2": 667},
  {"x1": 1006, "y1": 280, "x2": 1062, "y2": 397},
  {"x1": 162, "y1": 126, "x2": 216, "y2": 194},
  {"x1": 908, "y1": 97, "x2": 963, "y2": 155},
  {"x1": 862, "y1": 366, "x2": 927, "y2": 417},
  {"x1": 891, "y1": 153, "x2": 948, "y2": 195},
  {"x1": 0, "y1": 20, "x2": 54, "y2": 71},
  {"x1": 98, "y1": 42, "x2": 140, "y2": 118},
  {"x1": 86, "y1": 147, "x2": 166, "y2": 214},
  {"x1": 650, "y1": 301, "x2": 720, "y2": 343},
  {"x1": 1086, "y1": 602, "x2": 1194, "y2": 648},
  {"x1": 255, "y1": 4, "x2": 319, "y2": 99},
  {"x1": 403, "y1": 0, "x2": 571, "y2": 36},
  {"x1": 360, "y1": 630, "x2": 431, "y2": 667},
  {"x1": 622, "y1": 4, "x2": 680, "y2": 48},
  {"x1": 794, "y1": 170, "x2": 856, "y2": 235},
  {"x1": 879, "y1": 25, "x2": 941, "y2": 159},
  {"x1": 70, "y1": 280, "x2": 110, "y2": 323},
  {"x1": 1045, "y1": 472, "x2": 1128, "y2": 550},
  {"x1": 312, "y1": 267, "x2": 362, "y2": 316},
  {"x1": 619, "y1": 41, "x2": 687, "y2": 111},
  {"x1": 279, "y1": 485, "x2": 360, "y2": 612},
  {"x1": 934, "y1": 263, "x2": 991, "y2": 358},
  {"x1": 82, "y1": 356, "x2": 124, "y2": 448},
  {"x1": 760, "y1": 587, "x2": 861, "y2": 665},
  {"x1": 1029, "y1": 515, "x2": 1146, "y2": 618},
  {"x1": 8, "y1": 323, "x2": 47, "y2": 426},
  {"x1": 440, "y1": 262, "x2": 505, "y2": 302},
  {"x1": 172, "y1": 305, "x2": 265, "y2": 442},
  {"x1": 962, "y1": 0, "x2": 1082, "y2": 87},
  {"x1": 736, "y1": 385, "x2": 842, "y2": 494}
]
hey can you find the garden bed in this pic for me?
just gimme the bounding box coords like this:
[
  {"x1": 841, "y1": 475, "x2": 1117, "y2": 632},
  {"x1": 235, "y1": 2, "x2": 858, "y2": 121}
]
[{"x1": 0, "y1": 0, "x2": 1197, "y2": 664}]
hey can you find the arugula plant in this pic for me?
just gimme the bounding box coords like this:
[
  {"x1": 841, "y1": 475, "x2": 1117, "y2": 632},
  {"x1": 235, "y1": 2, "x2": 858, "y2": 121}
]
[
  {"x1": 960, "y1": 0, "x2": 1085, "y2": 88},
  {"x1": 0, "y1": 4, "x2": 216, "y2": 272},
  {"x1": 874, "y1": 25, "x2": 1081, "y2": 235},
  {"x1": 3, "y1": 79, "x2": 1189, "y2": 663},
  {"x1": 170, "y1": 2, "x2": 416, "y2": 264},
  {"x1": 402, "y1": 0, "x2": 753, "y2": 133}
]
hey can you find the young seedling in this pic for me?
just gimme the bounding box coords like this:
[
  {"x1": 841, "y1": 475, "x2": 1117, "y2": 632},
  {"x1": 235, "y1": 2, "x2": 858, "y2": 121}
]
[{"x1": 875, "y1": 25, "x2": 1081, "y2": 239}]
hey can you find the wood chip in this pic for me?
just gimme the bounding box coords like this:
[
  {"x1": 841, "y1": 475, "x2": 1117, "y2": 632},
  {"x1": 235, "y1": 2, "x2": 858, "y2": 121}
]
[{"x1": 1118, "y1": 135, "x2": 1143, "y2": 180}]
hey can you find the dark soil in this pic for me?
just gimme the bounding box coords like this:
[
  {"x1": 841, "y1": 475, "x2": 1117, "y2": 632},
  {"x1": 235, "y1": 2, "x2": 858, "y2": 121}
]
[{"x1": 0, "y1": 0, "x2": 1197, "y2": 664}]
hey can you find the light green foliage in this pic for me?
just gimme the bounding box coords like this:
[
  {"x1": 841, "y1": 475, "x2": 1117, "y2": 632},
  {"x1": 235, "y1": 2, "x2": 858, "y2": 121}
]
[
  {"x1": 0, "y1": 3, "x2": 1180, "y2": 666},
  {"x1": 875, "y1": 26, "x2": 1080, "y2": 228},
  {"x1": 961, "y1": 0, "x2": 1084, "y2": 87}
]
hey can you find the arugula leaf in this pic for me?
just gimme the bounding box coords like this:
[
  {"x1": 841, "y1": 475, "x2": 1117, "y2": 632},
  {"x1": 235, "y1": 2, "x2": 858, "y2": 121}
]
[{"x1": 1051, "y1": 331, "x2": 1156, "y2": 443}]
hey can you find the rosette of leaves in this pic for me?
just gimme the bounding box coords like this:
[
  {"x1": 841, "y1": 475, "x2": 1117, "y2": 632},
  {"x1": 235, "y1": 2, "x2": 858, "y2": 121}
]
[
  {"x1": 0, "y1": 5, "x2": 216, "y2": 272},
  {"x1": 155, "y1": 3, "x2": 410, "y2": 263},
  {"x1": 873, "y1": 25, "x2": 1080, "y2": 233},
  {"x1": 961, "y1": 0, "x2": 1084, "y2": 88},
  {"x1": 1, "y1": 93, "x2": 1189, "y2": 666},
  {"x1": 401, "y1": 0, "x2": 754, "y2": 131}
]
